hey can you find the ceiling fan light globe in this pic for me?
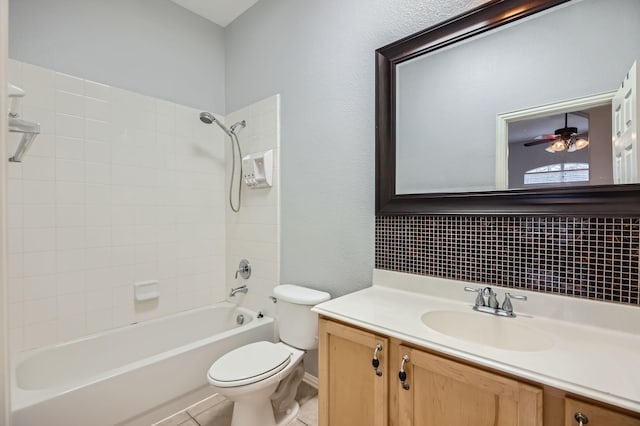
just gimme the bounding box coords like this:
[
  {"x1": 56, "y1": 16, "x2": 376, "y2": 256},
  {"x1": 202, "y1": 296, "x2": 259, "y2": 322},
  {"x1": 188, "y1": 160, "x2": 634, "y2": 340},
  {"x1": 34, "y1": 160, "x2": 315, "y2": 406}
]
[
  {"x1": 575, "y1": 138, "x2": 589, "y2": 150},
  {"x1": 551, "y1": 140, "x2": 567, "y2": 152}
]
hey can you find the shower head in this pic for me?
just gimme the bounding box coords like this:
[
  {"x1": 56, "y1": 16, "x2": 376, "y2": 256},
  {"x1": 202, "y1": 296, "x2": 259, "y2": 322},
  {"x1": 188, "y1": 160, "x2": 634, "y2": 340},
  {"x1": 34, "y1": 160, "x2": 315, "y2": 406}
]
[{"x1": 200, "y1": 111, "x2": 232, "y2": 136}]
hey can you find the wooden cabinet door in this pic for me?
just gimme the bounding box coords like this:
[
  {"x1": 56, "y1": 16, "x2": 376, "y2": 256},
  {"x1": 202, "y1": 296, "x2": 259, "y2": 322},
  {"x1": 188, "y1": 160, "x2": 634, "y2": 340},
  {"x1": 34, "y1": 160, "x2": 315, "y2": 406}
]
[
  {"x1": 396, "y1": 345, "x2": 542, "y2": 426},
  {"x1": 565, "y1": 397, "x2": 640, "y2": 426},
  {"x1": 318, "y1": 319, "x2": 389, "y2": 426}
]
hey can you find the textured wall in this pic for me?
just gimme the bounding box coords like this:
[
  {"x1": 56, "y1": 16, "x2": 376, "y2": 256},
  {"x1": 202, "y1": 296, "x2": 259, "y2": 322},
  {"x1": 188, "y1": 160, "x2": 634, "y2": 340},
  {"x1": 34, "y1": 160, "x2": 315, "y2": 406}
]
[
  {"x1": 9, "y1": 0, "x2": 226, "y2": 113},
  {"x1": 225, "y1": 0, "x2": 486, "y2": 298}
]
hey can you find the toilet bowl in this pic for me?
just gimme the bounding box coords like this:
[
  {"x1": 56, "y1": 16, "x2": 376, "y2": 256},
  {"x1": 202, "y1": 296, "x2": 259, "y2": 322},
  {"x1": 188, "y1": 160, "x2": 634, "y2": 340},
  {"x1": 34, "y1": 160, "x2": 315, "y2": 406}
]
[{"x1": 206, "y1": 285, "x2": 330, "y2": 426}]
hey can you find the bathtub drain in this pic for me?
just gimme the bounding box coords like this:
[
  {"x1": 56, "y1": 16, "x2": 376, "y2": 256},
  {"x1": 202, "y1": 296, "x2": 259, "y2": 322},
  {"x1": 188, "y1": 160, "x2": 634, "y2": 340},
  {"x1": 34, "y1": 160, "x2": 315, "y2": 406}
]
[{"x1": 236, "y1": 314, "x2": 245, "y2": 325}]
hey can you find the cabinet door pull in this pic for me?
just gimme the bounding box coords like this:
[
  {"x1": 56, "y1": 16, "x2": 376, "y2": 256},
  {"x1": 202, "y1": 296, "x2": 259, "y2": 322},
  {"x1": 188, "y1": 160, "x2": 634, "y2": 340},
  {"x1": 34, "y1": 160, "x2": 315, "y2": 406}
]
[
  {"x1": 574, "y1": 412, "x2": 589, "y2": 425},
  {"x1": 372, "y1": 343, "x2": 383, "y2": 376},
  {"x1": 399, "y1": 354, "x2": 410, "y2": 390}
]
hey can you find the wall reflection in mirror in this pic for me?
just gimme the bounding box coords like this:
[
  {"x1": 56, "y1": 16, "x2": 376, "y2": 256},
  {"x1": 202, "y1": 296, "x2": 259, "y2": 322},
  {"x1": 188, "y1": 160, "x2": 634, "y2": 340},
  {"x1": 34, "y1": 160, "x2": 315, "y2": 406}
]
[{"x1": 395, "y1": 0, "x2": 640, "y2": 195}]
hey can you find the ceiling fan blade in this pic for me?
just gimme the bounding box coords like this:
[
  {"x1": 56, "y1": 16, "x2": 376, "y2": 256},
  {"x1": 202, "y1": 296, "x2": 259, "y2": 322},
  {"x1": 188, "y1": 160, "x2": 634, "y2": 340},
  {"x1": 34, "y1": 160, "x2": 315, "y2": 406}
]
[
  {"x1": 534, "y1": 134, "x2": 560, "y2": 140},
  {"x1": 524, "y1": 139, "x2": 553, "y2": 147}
]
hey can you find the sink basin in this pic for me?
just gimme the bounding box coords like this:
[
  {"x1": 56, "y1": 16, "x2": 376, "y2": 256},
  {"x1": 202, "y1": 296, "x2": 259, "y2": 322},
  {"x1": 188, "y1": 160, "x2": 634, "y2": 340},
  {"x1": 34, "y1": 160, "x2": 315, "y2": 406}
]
[{"x1": 421, "y1": 310, "x2": 554, "y2": 352}]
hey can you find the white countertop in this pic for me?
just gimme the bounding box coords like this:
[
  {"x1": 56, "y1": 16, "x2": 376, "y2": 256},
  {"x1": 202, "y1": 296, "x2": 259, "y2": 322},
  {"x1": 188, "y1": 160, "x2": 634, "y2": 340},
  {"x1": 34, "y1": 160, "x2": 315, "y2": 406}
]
[{"x1": 312, "y1": 270, "x2": 640, "y2": 413}]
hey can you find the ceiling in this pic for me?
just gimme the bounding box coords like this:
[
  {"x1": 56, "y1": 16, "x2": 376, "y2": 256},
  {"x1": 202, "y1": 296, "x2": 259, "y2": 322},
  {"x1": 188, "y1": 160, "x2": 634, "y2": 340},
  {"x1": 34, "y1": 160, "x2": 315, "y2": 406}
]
[
  {"x1": 170, "y1": 0, "x2": 259, "y2": 27},
  {"x1": 508, "y1": 112, "x2": 589, "y2": 145}
]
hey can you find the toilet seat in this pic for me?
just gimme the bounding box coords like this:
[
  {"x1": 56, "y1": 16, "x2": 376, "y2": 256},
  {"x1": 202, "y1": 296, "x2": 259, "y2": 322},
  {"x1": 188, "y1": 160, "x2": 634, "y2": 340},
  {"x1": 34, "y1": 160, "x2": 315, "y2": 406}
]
[{"x1": 208, "y1": 341, "x2": 292, "y2": 388}]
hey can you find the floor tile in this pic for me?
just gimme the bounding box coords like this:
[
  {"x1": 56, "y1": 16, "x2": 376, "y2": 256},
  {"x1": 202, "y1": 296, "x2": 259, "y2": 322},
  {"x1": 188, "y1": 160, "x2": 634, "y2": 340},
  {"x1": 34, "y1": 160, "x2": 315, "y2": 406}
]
[
  {"x1": 187, "y1": 393, "x2": 226, "y2": 417},
  {"x1": 297, "y1": 396, "x2": 318, "y2": 426},
  {"x1": 290, "y1": 420, "x2": 307, "y2": 426},
  {"x1": 178, "y1": 420, "x2": 199, "y2": 426},
  {"x1": 152, "y1": 411, "x2": 192, "y2": 426},
  {"x1": 295, "y1": 381, "x2": 318, "y2": 406},
  {"x1": 193, "y1": 399, "x2": 234, "y2": 426}
]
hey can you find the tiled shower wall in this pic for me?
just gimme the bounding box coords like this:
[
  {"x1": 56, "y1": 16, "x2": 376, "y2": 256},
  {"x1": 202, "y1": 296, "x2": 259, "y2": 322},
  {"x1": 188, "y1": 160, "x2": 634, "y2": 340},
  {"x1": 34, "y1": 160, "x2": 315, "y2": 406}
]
[
  {"x1": 376, "y1": 216, "x2": 639, "y2": 305},
  {"x1": 225, "y1": 95, "x2": 280, "y2": 317},
  {"x1": 7, "y1": 60, "x2": 227, "y2": 351}
]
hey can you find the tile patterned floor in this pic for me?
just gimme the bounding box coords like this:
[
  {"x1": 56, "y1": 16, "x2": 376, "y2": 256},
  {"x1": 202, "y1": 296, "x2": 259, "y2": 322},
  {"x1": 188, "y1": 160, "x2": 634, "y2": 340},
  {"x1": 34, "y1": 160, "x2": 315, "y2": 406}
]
[{"x1": 154, "y1": 382, "x2": 318, "y2": 426}]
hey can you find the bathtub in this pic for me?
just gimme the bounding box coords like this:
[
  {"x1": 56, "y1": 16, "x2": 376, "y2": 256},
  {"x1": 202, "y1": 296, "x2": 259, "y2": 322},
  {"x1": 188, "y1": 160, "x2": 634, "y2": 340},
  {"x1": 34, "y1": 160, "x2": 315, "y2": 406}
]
[{"x1": 11, "y1": 302, "x2": 275, "y2": 426}]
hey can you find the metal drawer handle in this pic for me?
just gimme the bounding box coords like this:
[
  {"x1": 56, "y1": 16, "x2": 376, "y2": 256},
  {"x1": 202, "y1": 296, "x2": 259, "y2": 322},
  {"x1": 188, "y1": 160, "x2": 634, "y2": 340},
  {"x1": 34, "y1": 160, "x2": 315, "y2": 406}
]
[
  {"x1": 371, "y1": 344, "x2": 383, "y2": 376},
  {"x1": 574, "y1": 412, "x2": 589, "y2": 425},
  {"x1": 399, "y1": 354, "x2": 410, "y2": 390}
]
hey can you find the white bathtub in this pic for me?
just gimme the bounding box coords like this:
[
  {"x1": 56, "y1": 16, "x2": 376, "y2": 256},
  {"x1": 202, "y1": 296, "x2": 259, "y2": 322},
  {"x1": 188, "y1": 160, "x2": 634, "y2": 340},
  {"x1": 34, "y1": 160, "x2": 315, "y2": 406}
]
[{"x1": 11, "y1": 302, "x2": 275, "y2": 426}]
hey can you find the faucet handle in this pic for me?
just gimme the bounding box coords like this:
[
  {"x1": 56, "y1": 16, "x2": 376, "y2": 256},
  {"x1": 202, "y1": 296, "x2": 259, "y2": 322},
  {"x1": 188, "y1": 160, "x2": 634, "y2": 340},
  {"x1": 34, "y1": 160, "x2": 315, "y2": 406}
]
[
  {"x1": 502, "y1": 292, "x2": 527, "y2": 313},
  {"x1": 482, "y1": 287, "x2": 499, "y2": 309},
  {"x1": 464, "y1": 287, "x2": 485, "y2": 307}
]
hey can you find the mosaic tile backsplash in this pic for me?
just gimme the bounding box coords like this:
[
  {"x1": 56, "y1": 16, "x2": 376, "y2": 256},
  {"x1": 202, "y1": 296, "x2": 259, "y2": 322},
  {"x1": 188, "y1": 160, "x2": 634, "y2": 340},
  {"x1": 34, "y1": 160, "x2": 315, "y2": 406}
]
[{"x1": 375, "y1": 216, "x2": 639, "y2": 305}]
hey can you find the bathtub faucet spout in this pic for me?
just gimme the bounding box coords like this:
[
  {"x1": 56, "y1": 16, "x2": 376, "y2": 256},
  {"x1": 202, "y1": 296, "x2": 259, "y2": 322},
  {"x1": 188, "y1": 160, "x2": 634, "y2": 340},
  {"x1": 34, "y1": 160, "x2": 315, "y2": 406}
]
[{"x1": 230, "y1": 285, "x2": 248, "y2": 297}]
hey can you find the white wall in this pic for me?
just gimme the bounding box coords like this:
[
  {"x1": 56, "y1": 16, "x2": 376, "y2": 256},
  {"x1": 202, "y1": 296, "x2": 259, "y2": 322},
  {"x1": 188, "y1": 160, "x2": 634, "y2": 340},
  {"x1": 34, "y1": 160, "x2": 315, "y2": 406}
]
[
  {"x1": 9, "y1": 0, "x2": 226, "y2": 113},
  {"x1": 6, "y1": 60, "x2": 227, "y2": 351},
  {"x1": 224, "y1": 95, "x2": 280, "y2": 316},
  {"x1": 224, "y1": 0, "x2": 488, "y2": 297}
]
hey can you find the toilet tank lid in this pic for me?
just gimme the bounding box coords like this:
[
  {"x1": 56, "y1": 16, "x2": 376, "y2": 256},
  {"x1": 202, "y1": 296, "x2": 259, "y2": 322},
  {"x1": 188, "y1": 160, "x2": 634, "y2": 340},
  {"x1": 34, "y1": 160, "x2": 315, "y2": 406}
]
[{"x1": 274, "y1": 285, "x2": 331, "y2": 305}]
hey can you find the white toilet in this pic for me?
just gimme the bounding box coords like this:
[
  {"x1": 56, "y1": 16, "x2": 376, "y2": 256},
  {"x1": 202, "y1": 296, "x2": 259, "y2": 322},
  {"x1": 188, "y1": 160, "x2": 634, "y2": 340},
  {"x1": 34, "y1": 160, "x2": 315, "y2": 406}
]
[{"x1": 207, "y1": 284, "x2": 331, "y2": 426}]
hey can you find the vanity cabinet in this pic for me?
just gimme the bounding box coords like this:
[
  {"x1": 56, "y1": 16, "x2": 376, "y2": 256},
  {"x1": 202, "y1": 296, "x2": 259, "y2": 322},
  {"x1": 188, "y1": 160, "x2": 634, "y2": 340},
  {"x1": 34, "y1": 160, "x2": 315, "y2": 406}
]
[
  {"x1": 564, "y1": 398, "x2": 640, "y2": 426},
  {"x1": 396, "y1": 344, "x2": 542, "y2": 426},
  {"x1": 318, "y1": 318, "x2": 389, "y2": 426},
  {"x1": 319, "y1": 317, "x2": 640, "y2": 426}
]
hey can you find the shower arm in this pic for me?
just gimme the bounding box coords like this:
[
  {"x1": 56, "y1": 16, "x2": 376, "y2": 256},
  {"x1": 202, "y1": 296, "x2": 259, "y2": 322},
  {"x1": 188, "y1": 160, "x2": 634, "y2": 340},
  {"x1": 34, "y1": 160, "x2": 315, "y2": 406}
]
[{"x1": 8, "y1": 116, "x2": 40, "y2": 163}]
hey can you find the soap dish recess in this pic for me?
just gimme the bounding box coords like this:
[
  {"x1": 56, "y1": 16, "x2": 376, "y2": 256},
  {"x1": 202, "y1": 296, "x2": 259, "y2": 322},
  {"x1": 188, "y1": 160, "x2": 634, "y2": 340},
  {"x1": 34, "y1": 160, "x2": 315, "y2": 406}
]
[{"x1": 134, "y1": 281, "x2": 159, "y2": 302}]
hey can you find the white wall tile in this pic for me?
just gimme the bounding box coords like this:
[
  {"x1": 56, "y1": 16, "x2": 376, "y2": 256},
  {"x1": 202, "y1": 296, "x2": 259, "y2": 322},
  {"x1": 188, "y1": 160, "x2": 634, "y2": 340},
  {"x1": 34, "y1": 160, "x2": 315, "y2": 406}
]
[
  {"x1": 22, "y1": 180, "x2": 55, "y2": 204},
  {"x1": 57, "y1": 314, "x2": 87, "y2": 341},
  {"x1": 56, "y1": 182, "x2": 85, "y2": 204},
  {"x1": 86, "y1": 309, "x2": 113, "y2": 334},
  {"x1": 24, "y1": 297, "x2": 57, "y2": 324},
  {"x1": 23, "y1": 204, "x2": 55, "y2": 228},
  {"x1": 84, "y1": 80, "x2": 110, "y2": 101},
  {"x1": 8, "y1": 61, "x2": 228, "y2": 352},
  {"x1": 56, "y1": 113, "x2": 84, "y2": 139},
  {"x1": 8, "y1": 229, "x2": 23, "y2": 254},
  {"x1": 9, "y1": 303, "x2": 23, "y2": 330},
  {"x1": 85, "y1": 97, "x2": 111, "y2": 122},
  {"x1": 28, "y1": 134, "x2": 55, "y2": 158},
  {"x1": 86, "y1": 119, "x2": 110, "y2": 142},
  {"x1": 56, "y1": 90, "x2": 85, "y2": 117},
  {"x1": 56, "y1": 205, "x2": 85, "y2": 228},
  {"x1": 23, "y1": 275, "x2": 57, "y2": 301},
  {"x1": 85, "y1": 141, "x2": 110, "y2": 163},
  {"x1": 57, "y1": 249, "x2": 86, "y2": 273},
  {"x1": 56, "y1": 136, "x2": 85, "y2": 161},
  {"x1": 56, "y1": 159, "x2": 85, "y2": 182},
  {"x1": 23, "y1": 228, "x2": 55, "y2": 252},
  {"x1": 23, "y1": 321, "x2": 57, "y2": 349},
  {"x1": 23, "y1": 251, "x2": 56, "y2": 277},
  {"x1": 86, "y1": 227, "x2": 111, "y2": 248},
  {"x1": 58, "y1": 293, "x2": 85, "y2": 316},
  {"x1": 55, "y1": 72, "x2": 84, "y2": 95},
  {"x1": 57, "y1": 271, "x2": 85, "y2": 295},
  {"x1": 21, "y1": 63, "x2": 55, "y2": 111},
  {"x1": 22, "y1": 156, "x2": 55, "y2": 181}
]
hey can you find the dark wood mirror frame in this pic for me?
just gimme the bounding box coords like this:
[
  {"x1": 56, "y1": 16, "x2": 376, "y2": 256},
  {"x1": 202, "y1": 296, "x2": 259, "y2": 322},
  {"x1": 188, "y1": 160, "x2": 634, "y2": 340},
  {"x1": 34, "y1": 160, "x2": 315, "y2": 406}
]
[{"x1": 375, "y1": 0, "x2": 640, "y2": 216}]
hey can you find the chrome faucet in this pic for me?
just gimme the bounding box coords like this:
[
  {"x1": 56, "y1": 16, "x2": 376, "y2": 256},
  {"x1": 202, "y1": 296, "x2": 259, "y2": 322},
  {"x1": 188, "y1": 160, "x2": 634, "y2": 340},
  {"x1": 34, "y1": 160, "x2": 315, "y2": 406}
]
[
  {"x1": 464, "y1": 286, "x2": 527, "y2": 317},
  {"x1": 230, "y1": 285, "x2": 248, "y2": 297}
]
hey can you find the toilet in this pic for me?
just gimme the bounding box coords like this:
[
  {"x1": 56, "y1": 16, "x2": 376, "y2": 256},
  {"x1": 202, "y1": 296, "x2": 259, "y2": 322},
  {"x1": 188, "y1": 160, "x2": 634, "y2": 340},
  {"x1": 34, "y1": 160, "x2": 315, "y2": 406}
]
[{"x1": 207, "y1": 284, "x2": 331, "y2": 426}]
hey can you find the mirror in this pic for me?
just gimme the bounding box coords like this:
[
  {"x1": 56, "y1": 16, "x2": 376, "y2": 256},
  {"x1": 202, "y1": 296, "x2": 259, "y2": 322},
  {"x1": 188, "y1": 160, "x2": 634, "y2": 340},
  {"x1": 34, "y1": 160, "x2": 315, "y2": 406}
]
[{"x1": 376, "y1": 0, "x2": 640, "y2": 215}]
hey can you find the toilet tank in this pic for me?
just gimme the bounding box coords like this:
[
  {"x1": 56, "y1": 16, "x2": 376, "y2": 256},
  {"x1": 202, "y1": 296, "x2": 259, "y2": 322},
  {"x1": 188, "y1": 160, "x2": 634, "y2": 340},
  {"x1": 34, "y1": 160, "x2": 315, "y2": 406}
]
[{"x1": 273, "y1": 285, "x2": 331, "y2": 350}]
